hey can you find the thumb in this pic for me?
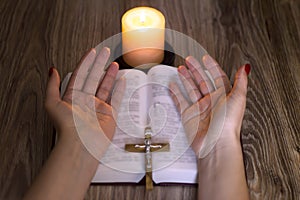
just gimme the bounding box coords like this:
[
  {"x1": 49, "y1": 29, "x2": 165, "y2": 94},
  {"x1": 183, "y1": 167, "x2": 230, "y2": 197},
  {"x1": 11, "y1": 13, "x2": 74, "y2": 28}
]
[
  {"x1": 230, "y1": 64, "x2": 250, "y2": 99},
  {"x1": 45, "y1": 67, "x2": 61, "y2": 111},
  {"x1": 225, "y1": 64, "x2": 250, "y2": 134}
]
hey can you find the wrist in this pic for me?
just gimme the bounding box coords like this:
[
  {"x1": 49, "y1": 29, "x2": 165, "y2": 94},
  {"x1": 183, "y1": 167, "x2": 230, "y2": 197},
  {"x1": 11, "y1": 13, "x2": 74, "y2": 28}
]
[
  {"x1": 55, "y1": 131, "x2": 99, "y2": 174},
  {"x1": 197, "y1": 129, "x2": 249, "y2": 199},
  {"x1": 197, "y1": 128, "x2": 244, "y2": 171},
  {"x1": 23, "y1": 131, "x2": 100, "y2": 200},
  {"x1": 198, "y1": 140, "x2": 243, "y2": 167},
  {"x1": 197, "y1": 128, "x2": 241, "y2": 159}
]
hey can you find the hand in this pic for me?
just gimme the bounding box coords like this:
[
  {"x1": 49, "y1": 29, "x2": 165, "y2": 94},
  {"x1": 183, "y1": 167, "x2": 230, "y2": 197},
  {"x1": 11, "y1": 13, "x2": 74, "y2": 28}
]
[
  {"x1": 170, "y1": 55, "x2": 250, "y2": 158},
  {"x1": 45, "y1": 47, "x2": 124, "y2": 160},
  {"x1": 24, "y1": 47, "x2": 124, "y2": 200}
]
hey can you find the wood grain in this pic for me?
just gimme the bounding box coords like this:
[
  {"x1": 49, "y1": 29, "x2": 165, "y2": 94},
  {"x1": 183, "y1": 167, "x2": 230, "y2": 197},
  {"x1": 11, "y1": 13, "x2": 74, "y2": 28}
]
[{"x1": 0, "y1": 0, "x2": 299, "y2": 199}]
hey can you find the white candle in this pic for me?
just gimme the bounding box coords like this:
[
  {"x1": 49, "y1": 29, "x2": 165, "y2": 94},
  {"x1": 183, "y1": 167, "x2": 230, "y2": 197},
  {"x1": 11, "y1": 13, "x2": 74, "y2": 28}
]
[{"x1": 122, "y1": 7, "x2": 165, "y2": 67}]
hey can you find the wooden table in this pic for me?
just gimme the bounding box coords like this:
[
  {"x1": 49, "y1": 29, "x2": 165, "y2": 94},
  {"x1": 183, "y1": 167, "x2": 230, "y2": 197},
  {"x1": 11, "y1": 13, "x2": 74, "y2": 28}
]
[{"x1": 0, "y1": 0, "x2": 299, "y2": 199}]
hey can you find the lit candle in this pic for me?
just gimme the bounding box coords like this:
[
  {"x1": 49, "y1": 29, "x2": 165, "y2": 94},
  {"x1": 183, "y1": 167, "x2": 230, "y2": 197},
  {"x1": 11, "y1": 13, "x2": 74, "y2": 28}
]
[{"x1": 122, "y1": 7, "x2": 165, "y2": 67}]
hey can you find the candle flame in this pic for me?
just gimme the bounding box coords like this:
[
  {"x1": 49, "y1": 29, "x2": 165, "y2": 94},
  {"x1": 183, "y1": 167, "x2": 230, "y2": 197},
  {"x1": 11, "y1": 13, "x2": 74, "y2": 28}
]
[{"x1": 140, "y1": 12, "x2": 146, "y2": 25}]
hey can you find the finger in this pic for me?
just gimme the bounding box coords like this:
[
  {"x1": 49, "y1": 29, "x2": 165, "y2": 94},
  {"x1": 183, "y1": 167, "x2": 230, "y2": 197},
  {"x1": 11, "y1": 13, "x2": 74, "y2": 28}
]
[
  {"x1": 185, "y1": 56, "x2": 215, "y2": 96},
  {"x1": 83, "y1": 47, "x2": 110, "y2": 94},
  {"x1": 202, "y1": 55, "x2": 231, "y2": 94},
  {"x1": 69, "y1": 90, "x2": 112, "y2": 115},
  {"x1": 45, "y1": 67, "x2": 61, "y2": 111},
  {"x1": 182, "y1": 87, "x2": 226, "y2": 125},
  {"x1": 169, "y1": 82, "x2": 190, "y2": 114},
  {"x1": 111, "y1": 77, "x2": 126, "y2": 112},
  {"x1": 90, "y1": 97, "x2": 113, "y2": 116},
  {"x1": 213, "y1": 75, "x2": 232, "y2": 94},
  {"x1": 182, "y1": 95, "x2": 211, "y2": 125},
  {"x1": 178, "y1": 65, "x2": 202, "y2": 103},
  {"x1": 110, "y1": 77, "x2": 126, "y2": 122},
  {"x1": 229, "y1": 64, "x2": 249, "y2": 100},
  {"x1": 96, "y1": 62, "x2": 119, "y2": 101},
  {"x1": 65, "y1": 49, "x2": 96, "y2": 93},
  {"x1": 65, "y1": 90, "x2": 89, "y2": 111}
]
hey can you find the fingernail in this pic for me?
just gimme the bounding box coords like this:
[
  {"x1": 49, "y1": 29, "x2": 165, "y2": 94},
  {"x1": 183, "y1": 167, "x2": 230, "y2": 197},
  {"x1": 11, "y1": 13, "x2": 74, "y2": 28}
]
[
  {"x1": 108, "y1": 62, "x2": 119, "y2": 73},
  {"x1": 178, "y1": 65, "x2": 188, "y2": 75},
  {"x1": 48, "y1": 67, "x2": 54, "y2": 77},
  {"x1": 244, "y1": 64, "x2": 251, "y2": 75},
  {"x1": 104, "y1": 47, "x2": 110, "y2": 53},
  {"x1": 101, "y1": 47, "x2": 110, "y2": 57},
  {"x1": 87, "y1": 48, "x2": 96, "y2": 57}
]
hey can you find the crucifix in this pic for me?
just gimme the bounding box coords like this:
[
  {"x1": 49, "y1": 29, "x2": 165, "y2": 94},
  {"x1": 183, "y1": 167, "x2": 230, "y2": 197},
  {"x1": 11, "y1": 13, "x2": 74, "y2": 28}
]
[{"x1": 125, "y1": 127, "x2": 170, "y2": 190}]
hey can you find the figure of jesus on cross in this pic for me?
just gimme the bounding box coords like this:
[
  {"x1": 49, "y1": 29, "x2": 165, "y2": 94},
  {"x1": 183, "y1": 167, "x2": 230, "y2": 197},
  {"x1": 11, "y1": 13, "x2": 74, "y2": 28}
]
[{"x1": 125, "y1": 127, "x2": 170, "y2": 190}]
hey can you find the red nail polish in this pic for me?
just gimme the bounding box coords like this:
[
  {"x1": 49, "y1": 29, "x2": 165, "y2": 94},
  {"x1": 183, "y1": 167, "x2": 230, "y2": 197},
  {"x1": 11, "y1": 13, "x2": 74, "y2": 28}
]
[
  {"x1": 245, "y1": 64, "x2": 251, "y2": 75},
  {"x1": 49, "y1": 67, "x2": 54, "y2": 77}
]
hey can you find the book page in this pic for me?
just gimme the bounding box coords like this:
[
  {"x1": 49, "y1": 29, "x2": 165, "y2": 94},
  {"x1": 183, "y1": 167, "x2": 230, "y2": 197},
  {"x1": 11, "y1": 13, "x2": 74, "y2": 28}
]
[{"x1": 146, "y1": 65, "x2": 198, "y2": 184}]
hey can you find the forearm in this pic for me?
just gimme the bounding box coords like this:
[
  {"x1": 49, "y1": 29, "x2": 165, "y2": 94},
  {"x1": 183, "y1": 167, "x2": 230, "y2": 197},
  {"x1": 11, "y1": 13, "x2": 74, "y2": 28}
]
[
  {"x1": 24, "y1": 135, "x2": 99, "y2": 200},
  {"x1": 197, "y1": 133, "x2": 249, "y2": 200}
]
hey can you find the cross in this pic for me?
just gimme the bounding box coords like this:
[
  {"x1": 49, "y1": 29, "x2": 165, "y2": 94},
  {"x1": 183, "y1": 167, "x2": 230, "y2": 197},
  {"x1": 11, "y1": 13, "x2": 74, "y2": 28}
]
[{"x1": 125, "y1": 127, "x2": 170, "y2": 190}]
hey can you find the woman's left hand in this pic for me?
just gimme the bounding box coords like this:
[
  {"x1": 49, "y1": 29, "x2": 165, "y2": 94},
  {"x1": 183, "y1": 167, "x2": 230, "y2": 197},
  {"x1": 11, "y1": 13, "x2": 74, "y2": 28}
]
[{"x1": 45, "y1": 47, "x2": 124, "y2": 159}]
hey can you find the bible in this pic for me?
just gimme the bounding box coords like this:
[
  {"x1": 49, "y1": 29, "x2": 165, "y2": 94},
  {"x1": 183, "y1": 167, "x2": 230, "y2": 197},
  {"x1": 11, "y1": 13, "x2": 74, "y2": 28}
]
[{"x1": 61, "y1": 65, "x2": 198, "y2": 187}]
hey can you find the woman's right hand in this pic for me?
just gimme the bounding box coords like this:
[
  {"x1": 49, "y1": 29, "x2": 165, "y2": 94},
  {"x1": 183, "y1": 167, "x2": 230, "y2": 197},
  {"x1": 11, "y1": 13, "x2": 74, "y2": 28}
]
[{"x1": 170, "y1": 55, "x2": 250, "y2": 158}]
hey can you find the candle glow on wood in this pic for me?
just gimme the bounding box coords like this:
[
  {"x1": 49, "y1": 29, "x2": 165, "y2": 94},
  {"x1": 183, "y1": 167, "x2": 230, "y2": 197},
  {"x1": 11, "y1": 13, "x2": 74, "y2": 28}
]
[{"x1": 122, "y1": 7, "x2": 165, "y2": 67}]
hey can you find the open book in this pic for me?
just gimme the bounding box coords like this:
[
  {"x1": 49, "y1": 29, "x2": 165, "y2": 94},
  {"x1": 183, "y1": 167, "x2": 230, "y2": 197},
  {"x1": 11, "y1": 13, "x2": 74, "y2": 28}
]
[{"x1": 61, "y1": 65, "x2": 198, "y2": 185}]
